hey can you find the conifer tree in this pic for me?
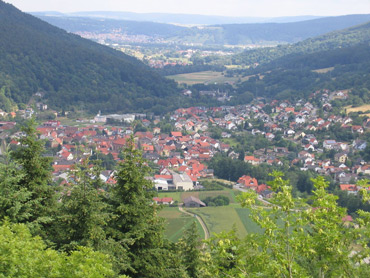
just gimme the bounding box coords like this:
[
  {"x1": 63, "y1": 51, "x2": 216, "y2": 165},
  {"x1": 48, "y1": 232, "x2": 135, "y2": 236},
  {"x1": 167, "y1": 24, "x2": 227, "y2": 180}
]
[
  {"x1": 54, "y1": 158, "x2": 110, "y2": 252},
  {"x1": 9, "y1": 119, "x2": 57, "y2": 235},
  {"x1": 0, "y1": 149, "x2": 30, "y2": 223},
  {"x1": 108, "y1": 137, "x2": 166, "y2": 277},
  {"x1": 178, "y1": 221, "x2": 202, "y2": 278}
]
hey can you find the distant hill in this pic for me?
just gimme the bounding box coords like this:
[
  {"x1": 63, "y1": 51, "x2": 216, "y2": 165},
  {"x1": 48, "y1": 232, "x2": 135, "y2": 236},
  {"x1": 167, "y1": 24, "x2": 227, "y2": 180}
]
[
  {"x1": 0, "y1": 1, "x2": 180, "y2": 114},
  {"x1": 34, "y1": 14, "x2": 370, "y2": 45},
  {"x1": 232, "y1": 22, "x2": 370, "y2": 103},
  {"x1": 32, "y1": 11, "x2": 323, "y2": 25},
  {"x1": 234, "y1": 20, "x2": 370, "y2": 65},
  {"x1": 34, "y1": 16, "x2": 188, "y2": 37}
]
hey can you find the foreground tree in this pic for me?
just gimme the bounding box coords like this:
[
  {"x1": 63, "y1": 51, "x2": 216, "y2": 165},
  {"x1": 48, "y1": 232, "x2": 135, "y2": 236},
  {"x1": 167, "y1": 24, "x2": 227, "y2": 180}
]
[
  {"x1": 108, "y1": 137, "x2": 172, "y2": 277},
  {"x1": 6, "y1": 119, "x2": 58, "y2": 236},
  {"x1": 0, "y1": 221, "x2": 120, "y2": 278},
  {"x1": 204, "y1": 172, "x2": 370, "y2": 277},
  {"x1": 178, "y1": 221, "x2": 203, "y2": 278},
  {"x1": 53, "y1": 158, "x2": 110, "y2": 252}
]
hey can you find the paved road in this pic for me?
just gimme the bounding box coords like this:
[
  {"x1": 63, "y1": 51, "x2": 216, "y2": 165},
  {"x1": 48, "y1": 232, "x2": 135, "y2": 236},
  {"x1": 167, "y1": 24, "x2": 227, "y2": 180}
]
[{"x1": 179, "y1": 205, "x2": 210, "y2": 240}]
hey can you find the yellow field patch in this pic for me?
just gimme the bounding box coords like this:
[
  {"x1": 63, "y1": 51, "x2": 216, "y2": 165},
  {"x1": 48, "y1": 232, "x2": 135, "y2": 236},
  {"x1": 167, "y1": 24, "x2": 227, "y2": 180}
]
[
  {"x1": 345, "y1": 104, "x2": 370, "y2": 114},
  {"x1": 312, "y1": 67, "x2": 334, "y2": 73}
]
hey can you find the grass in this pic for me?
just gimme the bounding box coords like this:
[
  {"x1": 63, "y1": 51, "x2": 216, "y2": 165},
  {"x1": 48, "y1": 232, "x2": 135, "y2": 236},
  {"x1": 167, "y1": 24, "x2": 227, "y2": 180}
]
[
  {"x1": 221, "y1": 137, "x2": 239, "y2": 148},
  {"x1": 166, "y1": 71, "x2": 224, "y2": 85},
  {"x1": 157, "y1": 192, "x2": 182, "y2": 202},
  {"x1": 235, "y1": 208, "x2": 263, "y2": 234},
  {"x1": 159, "y1": 207, "x2": 205, "y2": 242}
]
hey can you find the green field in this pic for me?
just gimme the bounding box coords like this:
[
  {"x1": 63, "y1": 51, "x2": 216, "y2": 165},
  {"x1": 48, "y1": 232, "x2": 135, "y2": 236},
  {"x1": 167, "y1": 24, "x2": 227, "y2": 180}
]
[
  {"x1": 159, "y1": 207, "x2": 205, "y2": 242},
  {"x1": 158, "y1": 190, "x2": 262, "y2": 240},
  {"x1": 166, "y1": 71, "x2": 249, "y2": 85}
]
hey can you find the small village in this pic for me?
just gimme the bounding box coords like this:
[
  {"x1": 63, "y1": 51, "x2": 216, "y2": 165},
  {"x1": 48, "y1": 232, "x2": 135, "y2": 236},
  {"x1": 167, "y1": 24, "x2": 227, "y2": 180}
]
[{"x1": 1, "y1": 88, "x2": 369, "y2": 204}]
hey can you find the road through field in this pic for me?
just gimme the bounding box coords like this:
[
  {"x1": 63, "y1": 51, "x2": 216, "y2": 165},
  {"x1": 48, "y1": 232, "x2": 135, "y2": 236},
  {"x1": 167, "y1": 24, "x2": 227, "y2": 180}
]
[{"x1": 179, "y1": 206, "x2": 210, "y2": 240}]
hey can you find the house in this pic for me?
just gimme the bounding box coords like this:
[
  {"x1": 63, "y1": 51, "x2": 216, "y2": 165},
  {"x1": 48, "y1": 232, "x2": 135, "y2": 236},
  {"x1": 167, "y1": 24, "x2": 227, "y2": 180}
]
[
  {"x1": 244, "y1": 155, "x2": 260, "y2": 165},
  {"x1": 172, "y1": 172, "x2": 194, "y2": 191},
  {"x1": 183, "y1": 196, "x2": 206, "y2": 207},
  {"x1": 237, "y1": 175, "x2": 258, "y2": 190},
  {"x1": 334, "y1": 152, "x2": 348, "y2": 163},
  {"x1": 323, "y1": 140, "x2": 337, "y2": 150},
  {"x1": 339, "y1": 184, "x2": 358, "y2": 194},
  {"x1": 154, "y1": 178, "x2": 169, "y2": 191},
  {"x1": 153, "y1": 197, "x2": 174, "y2": 205}
]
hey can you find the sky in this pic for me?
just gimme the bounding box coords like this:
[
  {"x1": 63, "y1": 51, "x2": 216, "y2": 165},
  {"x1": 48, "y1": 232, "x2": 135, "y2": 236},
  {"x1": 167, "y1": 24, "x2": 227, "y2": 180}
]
[{"x1": 4, "y1": 0, "x2": 370, "y2": 17}]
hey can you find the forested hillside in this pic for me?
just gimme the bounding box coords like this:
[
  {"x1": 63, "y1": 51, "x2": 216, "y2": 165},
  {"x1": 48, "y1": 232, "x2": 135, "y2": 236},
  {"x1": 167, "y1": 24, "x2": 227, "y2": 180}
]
[
  {"x1": 233, "y1": 21, "x2": 370, "y2": 65},
  {"x1": 230, "y1": 22, "x2": 370, "y2": 103},
  {"x1": 0, "y1": 1, "x2": 180, "y2": 114}
]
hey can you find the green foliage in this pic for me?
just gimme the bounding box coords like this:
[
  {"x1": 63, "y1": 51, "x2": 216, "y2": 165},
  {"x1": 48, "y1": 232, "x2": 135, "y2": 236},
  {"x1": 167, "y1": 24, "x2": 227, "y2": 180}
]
[
  {"x1": 0, "y1": 221, "x2": 117, "y2": 278},
  {"x1": 202, "y1": 195, "x2": 230, "y2": 206},
  {"x1": 0, "y1": 150, "x2": 30, "y2": 223},
  {"x1": 209, "y1": 153, "x2": 276, "y2": 184},
  {"x1": 204, "y1": 172, "x2": 370, "y2": 277},
  {"x1": 178, "y1": 221, "x2": 202, "y2": 278}
]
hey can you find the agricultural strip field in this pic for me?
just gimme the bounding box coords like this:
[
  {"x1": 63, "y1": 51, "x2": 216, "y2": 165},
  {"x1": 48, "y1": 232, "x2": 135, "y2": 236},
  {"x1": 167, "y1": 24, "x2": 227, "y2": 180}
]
[
  {"x1": 158, "y1": 188, "x2": 239, "y2": 203},
  {"x1": 159, "y1": 206, "x2": 205, "y2": 242},
  {"x1": 186, "y1": 206, "x2": 261, "y2": 238}
]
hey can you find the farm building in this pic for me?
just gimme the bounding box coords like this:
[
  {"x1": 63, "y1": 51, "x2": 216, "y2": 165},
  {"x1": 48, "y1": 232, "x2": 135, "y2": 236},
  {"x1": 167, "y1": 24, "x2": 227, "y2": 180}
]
[{"x1": 183, "y1": 196, "x2": 206, "y2": 208}]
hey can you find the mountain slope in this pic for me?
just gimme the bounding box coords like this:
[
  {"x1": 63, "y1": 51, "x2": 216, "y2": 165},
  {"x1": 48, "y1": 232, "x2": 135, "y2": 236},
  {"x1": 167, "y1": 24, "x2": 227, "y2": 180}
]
[{"x1": 0, "y1": 1, "x2": 179, "y2": 114}]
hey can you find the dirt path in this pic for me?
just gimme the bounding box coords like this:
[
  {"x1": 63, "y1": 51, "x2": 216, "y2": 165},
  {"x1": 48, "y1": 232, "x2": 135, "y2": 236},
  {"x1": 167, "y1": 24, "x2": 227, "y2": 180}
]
[{"x1": 179, "y1": 205, "x2": 210, "y2": 240}]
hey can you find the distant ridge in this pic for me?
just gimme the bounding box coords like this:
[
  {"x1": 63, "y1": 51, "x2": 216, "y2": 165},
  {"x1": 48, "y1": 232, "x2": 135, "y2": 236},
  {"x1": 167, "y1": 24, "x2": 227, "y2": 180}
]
[
  {"x1": 35, "y1": 13, "x2": 370, "y2": 45},
  {"x1": 32, "y1": 11, "x2": 324, "y2": 25}
]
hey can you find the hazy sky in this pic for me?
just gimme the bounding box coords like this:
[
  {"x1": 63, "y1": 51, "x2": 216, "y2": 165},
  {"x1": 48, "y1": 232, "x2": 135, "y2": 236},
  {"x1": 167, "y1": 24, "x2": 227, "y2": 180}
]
[{"x1": 5, "y1": 0, "x2": 370, "y2": 17}]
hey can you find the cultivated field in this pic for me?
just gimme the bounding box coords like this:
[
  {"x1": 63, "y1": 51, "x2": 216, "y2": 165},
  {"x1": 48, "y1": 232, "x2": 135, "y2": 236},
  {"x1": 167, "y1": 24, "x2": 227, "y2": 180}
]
[
  {"x1": 312, "y1": 67, "x2": 334, "y2": 73},
  {"x1": 345, "y1": 104, "x2": 370, "y2": 116},
  {"x1": 166, "y1": 71, "x2": 250, "y2": 85},
  {"x1": 186, "y1": 206, "x2": 260, "y2": 238},
  {"x1": 158, "y1": 189, "x2": 262, "y2": 240},
  {"x1": 159, "y1": 207, "x2": 205, "y2": 242}
]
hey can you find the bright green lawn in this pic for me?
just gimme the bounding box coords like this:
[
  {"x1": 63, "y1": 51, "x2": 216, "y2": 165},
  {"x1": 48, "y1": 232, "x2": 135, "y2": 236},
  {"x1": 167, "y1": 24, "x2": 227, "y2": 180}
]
[{"x1": 157, "y1": 192, "x2": 182, "y2": 202}]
